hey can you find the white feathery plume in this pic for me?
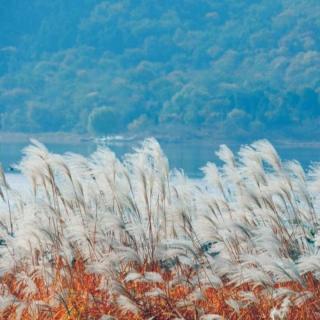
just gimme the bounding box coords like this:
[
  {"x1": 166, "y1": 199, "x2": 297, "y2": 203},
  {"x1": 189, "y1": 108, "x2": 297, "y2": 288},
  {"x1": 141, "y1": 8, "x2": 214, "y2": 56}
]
[
  {"x1": 200, "y1": 315, "x2": 223, "y2": 320},
  {"x1": 298, "y1": 254, "x2": 320, "y2": 279},
  {"x1": 270, "y1": 296, "x2": 292, "y2": 320},
  {"x1": 145, "y1": 288, "x2": 166, "y2": 297},
  {"x1": 293, "y1": 290, "x2": 313, "y2": 307},
  {"x1": 116, "y1": 295, "x2": 140, "y2": 314},
  {"x1": 216, "y1": 144, "x2": 235, "y2": 167},
  {"x1": 99, "y1": 315, "x2": 116, "y2": 320},
  {"x1": 15, "y1": 271, "x2": 38, "y2": 297},
  {"x1": 144, "y1": 271, "x2": 164, "y2": 283},
  {"x1": 225, "y1": 298, "x2": 242, "y2": 315},
  {"x1": 252, "y1": 139, "x2": 282, "y2": 172},
  {"x1": 0, "y1": 294, "x2": 16, "y2": 312},
  {"x1": 238, "y1": 291, "x2": 259, "y2": 304},
  {"x1": 124, "y1": 272, "x2": 143, "y2": 282}
]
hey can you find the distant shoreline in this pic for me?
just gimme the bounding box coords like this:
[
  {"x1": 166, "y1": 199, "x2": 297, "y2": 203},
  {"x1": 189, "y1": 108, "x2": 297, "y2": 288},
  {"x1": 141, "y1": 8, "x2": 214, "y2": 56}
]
[
  {"x1": 0, "y1": 132, "x2": 89, "y2": 144},
  {"x1": 1, "y1": 131, "x2": 320, "y2": 149}
]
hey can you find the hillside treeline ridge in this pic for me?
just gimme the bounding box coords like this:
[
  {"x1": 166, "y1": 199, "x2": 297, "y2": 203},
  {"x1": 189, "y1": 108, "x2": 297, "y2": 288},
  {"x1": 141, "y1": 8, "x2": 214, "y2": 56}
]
[{"x1": 0, "y1": 0, "x2": 319, "y2": 138}]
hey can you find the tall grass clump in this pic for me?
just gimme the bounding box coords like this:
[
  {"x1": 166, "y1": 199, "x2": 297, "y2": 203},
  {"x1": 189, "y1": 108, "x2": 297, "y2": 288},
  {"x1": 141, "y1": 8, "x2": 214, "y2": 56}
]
[{"x1": 1, "y1": 138, "x2": 320, "y2": 319}]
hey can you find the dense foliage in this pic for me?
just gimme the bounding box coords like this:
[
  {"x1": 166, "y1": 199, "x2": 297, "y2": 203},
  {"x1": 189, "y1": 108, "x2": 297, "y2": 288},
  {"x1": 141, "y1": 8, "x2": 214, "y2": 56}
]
[{"x1": 0, "y1": 0, "x2": 319, "y2": 137}]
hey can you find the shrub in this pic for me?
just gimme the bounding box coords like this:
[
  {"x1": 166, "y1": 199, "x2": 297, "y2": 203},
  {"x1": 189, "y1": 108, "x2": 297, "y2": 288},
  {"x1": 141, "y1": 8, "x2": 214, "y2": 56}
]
[{"x1": 88, "y1": 106, "x2": 121, "y2": 135}]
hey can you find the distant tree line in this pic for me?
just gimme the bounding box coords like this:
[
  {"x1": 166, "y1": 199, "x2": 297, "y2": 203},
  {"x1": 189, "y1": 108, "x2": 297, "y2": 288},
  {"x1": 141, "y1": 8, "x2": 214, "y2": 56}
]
[{"x1": 0, "y1": 0, "x2": 319, "y2": 138}]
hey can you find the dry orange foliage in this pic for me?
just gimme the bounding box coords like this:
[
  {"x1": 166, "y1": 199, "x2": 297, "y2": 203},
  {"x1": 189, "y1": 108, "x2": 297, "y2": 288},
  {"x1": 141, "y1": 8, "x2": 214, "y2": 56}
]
[{"x1": 1, "y1": 258, "x2": 320, "y2": 320}]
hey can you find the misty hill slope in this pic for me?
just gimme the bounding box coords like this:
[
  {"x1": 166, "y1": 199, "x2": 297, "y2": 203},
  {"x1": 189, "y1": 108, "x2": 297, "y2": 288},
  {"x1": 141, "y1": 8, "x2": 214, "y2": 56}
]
[{"x1": 0, "y1": 0, "x2": 319, "y2": 138}]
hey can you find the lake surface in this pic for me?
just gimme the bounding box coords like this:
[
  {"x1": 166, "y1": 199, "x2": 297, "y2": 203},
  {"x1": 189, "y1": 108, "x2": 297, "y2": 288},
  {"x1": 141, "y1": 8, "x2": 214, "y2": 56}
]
[{"x1": 1, "y1": 139, "x2": 320, "y2": 178}]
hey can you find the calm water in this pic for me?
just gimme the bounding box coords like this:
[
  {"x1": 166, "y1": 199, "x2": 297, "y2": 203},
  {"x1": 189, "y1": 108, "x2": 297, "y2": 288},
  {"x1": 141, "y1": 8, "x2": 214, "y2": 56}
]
[{"x1": 1, "y1": 140, "x2": 320, "y2": 178}]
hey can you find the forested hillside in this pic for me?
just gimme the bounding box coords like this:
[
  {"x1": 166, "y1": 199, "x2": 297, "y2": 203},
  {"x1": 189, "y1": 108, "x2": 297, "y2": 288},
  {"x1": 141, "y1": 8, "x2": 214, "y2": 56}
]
[{"x1": 0, "y1": 0, "x2": 319, "y2": 138}]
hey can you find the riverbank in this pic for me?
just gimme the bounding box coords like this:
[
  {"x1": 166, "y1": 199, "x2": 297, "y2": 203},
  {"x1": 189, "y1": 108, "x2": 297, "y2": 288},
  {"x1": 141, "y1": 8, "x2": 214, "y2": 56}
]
[
  {"x1": 0, "y1": 132, "x2": 89, "y2": 144},
  {"x1": 1, "y1": 130, "x2": 320, "y2": 148}
]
